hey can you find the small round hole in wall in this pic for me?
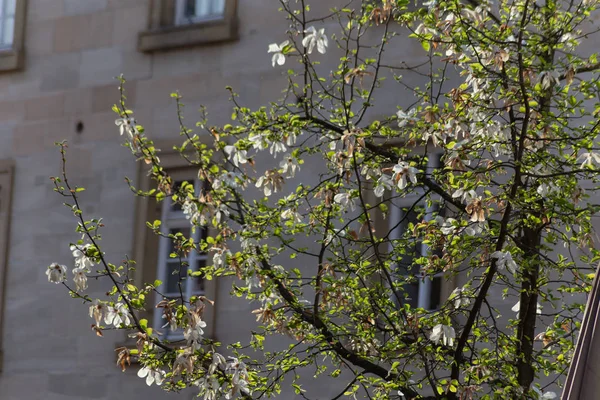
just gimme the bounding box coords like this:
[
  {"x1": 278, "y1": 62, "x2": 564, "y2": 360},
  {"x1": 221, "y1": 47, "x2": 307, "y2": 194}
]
[{"x1": 75, "y1": 121, "x2": 84, "y2": 134}]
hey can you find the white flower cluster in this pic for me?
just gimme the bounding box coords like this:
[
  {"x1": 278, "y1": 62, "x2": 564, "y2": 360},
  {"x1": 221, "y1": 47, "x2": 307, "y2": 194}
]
[
  {"x1": 429, "y1": 324, "x2": 456, "y2": 347},
  {"x1": 491, "y1": 250, "x2": 518, "y2": 275},
  {"x1": 138, "y1": 366, "x2": 164, "y2": 386},
  {"x1": 46, "y1": 263, "x2": 67, "y2": 284},
  {"x1": 184, "y1": 315, "x2": 207, "y2": 351},
  {"x1": 70, "y1": 244, "x2": 95, "y2": 292},
  {"x1": 267, "y1": 26, "x2": 328, "y2": 67},
  {"x1": 225, "y1": 357, "x2": 250, "y2": 399},
  {"x1": 88, "y1": 300, "x2": 132, "y2": 328},
  {"x1": 392, "y1": 160, "x2": 419, "y2": 191},
  {"x1": 115, "y1": 117, "x2": 139, "y2": 141},
  {"x1": 46, "y1": 244, "x2": 97, "y2": 291}
]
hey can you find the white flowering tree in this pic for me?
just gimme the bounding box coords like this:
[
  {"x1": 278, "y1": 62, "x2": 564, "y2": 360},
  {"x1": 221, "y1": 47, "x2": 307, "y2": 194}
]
[{"x1": 47, "y1": 0, "x2": 600, "y2": 398}]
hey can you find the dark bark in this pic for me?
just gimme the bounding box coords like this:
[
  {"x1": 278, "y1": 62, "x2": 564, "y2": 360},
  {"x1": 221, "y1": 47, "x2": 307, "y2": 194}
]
[{"x1": 516, "y1": 226, "x2": 542, "y2": 389}]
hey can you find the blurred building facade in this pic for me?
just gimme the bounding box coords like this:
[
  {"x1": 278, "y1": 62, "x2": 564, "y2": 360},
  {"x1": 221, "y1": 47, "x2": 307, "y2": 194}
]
[
  {"x1": 0, "y1": 1, "x2": 336, "y2": 399},
  {"x1": 0, "y1": 1, "x2": 583, "y2": 399}
]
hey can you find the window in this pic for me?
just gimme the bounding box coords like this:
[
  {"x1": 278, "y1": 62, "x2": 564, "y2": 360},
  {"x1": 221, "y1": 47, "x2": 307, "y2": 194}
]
[
  {"x1": 0, "y1": 160, "x2": 14, "y2": 371},
  {"x1": 0, "y1": 0, "x2": 25, "y2": 72},
  {"x1": 0, "y1": 0, "x2": 16, "y2": 49},
  {"x1": 153, "y1": 178, "x2": 208, "y2": 336},
  {"x1": 138, "y1": 0, "x2": 238, "y2": 52},
  {"x1": 175, "y1": 0, "x2": 226, "y2": 26},
  {"x1": 389, "y1": 196, "x2": 443, "y2": 310},
  {"x1": 386, "y1": 153, "x2": 451, "y2": 310},
  {"x1": 130, "y1": 141, "x2": 218, "y2": 343}
]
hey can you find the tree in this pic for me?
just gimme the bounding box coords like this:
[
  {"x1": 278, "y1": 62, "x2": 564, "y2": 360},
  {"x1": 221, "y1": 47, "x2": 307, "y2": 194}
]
[{"x1": 46, "y1": 0, "x2": 600, "y2": 398}]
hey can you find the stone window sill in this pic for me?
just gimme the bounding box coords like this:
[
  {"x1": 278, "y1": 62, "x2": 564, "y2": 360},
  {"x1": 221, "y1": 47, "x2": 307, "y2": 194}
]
[
  {"x1": 138, "y1": 17, "x2": 238, "y2": 52},
  {"x1": 0, "y1": 49, "x2": 23, "y2": 73}
]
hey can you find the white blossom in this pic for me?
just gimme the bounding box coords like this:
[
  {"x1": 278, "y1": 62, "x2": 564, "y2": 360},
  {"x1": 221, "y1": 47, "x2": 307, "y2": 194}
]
[
  {"x1": 267, "y1": 40, "x2": 289, "y2": 67},
  {"x1": 491, "y1": 251, "x2": 518, "y2": 275},
  {"x1": 269, "y1": 141, "x2": 287, "y2": 157},
  {"x1": 212, "y1": 249, "x2": 230, "y2": 269},
  {"x1": 462, "y1": 7, "x2": 485, "y2": 25},
  {"x1": 532, "y1": 386, "x2": 557, "y2": 399},
  {"x1": 215, "y1": 170, "x2": 242, "y2": 190},
  {"x1": 334, "y1": 192, "x2": 356, "y2": 212},
  {"x1": 72, "y1": 267, "x2": 88, "y2": 292},
  {"x1": 214, "y1": 203, "x2": 230, "y2": 225},
  {"x1": 115, "y1": 117, "x2": 138, "y2": 140},
  {"x1": 105, "y1": 303, "x2": 132, "y2": 327},
  {"x1": 302, "y1": 26, "x2": 328, "y2": 54},
  {"x1": 450, "y1": 287, "x2": 470, "y2": 309},
  {"x1": 225, "y1": 357, "x2": 251, "y2": 399},
  {"x1": 537, "y1": 182, "x2": 558, "y2": 196},
  {"x1": 224, "y1": 145, "x2": 248, "y2": 168},
  {"x1": 430, "y1": 324, "x2": 456, "y2": 347},
  {"x1": 396, "y1": 108, "x2": 417, "y2": 128},
  {"x1": 249, "y1": 133, "x2": 269, "y2": 150},
  {"x1": 577, "y1": 151, "x2": 600, "y2": 168},
  {"x1": 441, "y1": 218, "x2": 458, "y2": 235},
  {"x1": 137, "y1": 366, "x2": 164, "y2": 386},
  {"x1": 209, "y1": 352, "x2": 228, "y2": 374},
  {"x1": 183, "y1": 200, "x2": 200, "y2": 224},
  {"x1": 46, "y1": 263, "x2": 67, "y2": 284},
  {"x1": 70, "y1": 244, "x2": 94, "y2": 270},
  {"x1": 465, "y1": 222, "x2": 485, "y2": 236},
  {"x1": 239, "y1": 231, "x2": 259, "y2": 252},
  {"x1": 452, "y1": 188, "x2": 477, "y2": 203},
  {"x1": 392, "y1": 161, "x2": 419, "y2": 190},
  {"x1": 226, "y1": 357, "x2": 249, "y2": 385},
  {"x1": 512, "y1": 300, "x2": 543, "y2": 317},
  {"x1": 414, "y1": 23, "x2": 437, "y2": 36},
  {"x1": 197, "y1": 375, "x2": 221, "y2": 400},
  {"x1": 184, "y1": 317, "x2": 207, "y2": 350},
  {"x1": 537, "y1": 70, "x2": 559, "y2": 90},
  {"x1": 225, "y1": 377, "x2": 250, "y2": 399},
  {"x1": 89, "y1": 299, "x2": 106, "y2": 326},
  {"x1": 360, "y1": 165, "x2": 381, "y2": 180},
  {"x1": 285, "y1": 133, "x2": 297, "y2": 147},
  {"x1": 246, "y1": 274, "x2": 262, "y2": 291},
  {"x1": 374, "y1": 174, "x2": 393, "y2": 198},
  {"x1": 559, "y1": 32, "x2": 577, "y2": 49},
  {"x1": 281, "y1": 208, "x2": 303, "y2": 223},
  {"x1": 255, "y1": 170, "x2": 283, "y2": 197},
  {"x1": 279, "y1": 154, "x2": 299, "y2": 178}
]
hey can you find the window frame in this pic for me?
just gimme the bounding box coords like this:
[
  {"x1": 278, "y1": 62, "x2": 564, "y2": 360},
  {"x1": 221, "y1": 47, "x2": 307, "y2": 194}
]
[
  {"x1": 388, "y1": 185, "x2": 444, "y2": 310},
  {"x1": 153, "y1": 174, "x2": 210, "y2": 337},
  {"x1": 368, "y1": 149, "x2": 455, "y2": 311},
  {"x1": 174, "y1": 0, "x2": 226, "y2": 26},
  {"x1": 0, "y1": 160, "x2": 14, "y2": 372},
  {"x1": 131, "y1": 140, "x2": 219, "y2": 343},
  {"x1": 0, "y1": 0, "x2": 26, "y2": 72},
  {"x1": 138, "y1": 0, "x2": 238, "y2": 53}
]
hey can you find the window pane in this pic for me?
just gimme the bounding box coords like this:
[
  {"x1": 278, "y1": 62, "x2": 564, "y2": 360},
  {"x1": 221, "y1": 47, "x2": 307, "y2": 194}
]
[
  {"x1": 394, "y1": 206, "x2": 422, "y2": 272},
  {"x1": 404, "y1": 282, "x2": 420, "y2": 308},
  {"x1": 189, "y1": 259, "x2": 206, "y2": 294},
  {"x1": 168, "y1": 227, "x2": 191, "y2": 255},
  {"x1": 2, "y1": 16, "x2": 13, "y2": 46},
  {"x1": 392, "y1": 205, "x2": 423, "y2": 308},
  {"x1": 429, "y1": 276, "x2": 442, "y2": 310},
  {"x1": 212, "y1": 0, "x2": 225, "y2": 15},
  {"x1": 165, "y1": 261, "x2": 185, "y2": 294},
  {"x1": 169, "y1": 180, "x2": 187, "y2": 213},
  {"x1": 5, "y1": 0, "x2": 15, "y2": 15},
  {"x1": 184, "y1": 0, "x2": 224, "y2": 19},
  {"x1": 197, "y1": 0, "x2": 210, "y2": 17}
]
